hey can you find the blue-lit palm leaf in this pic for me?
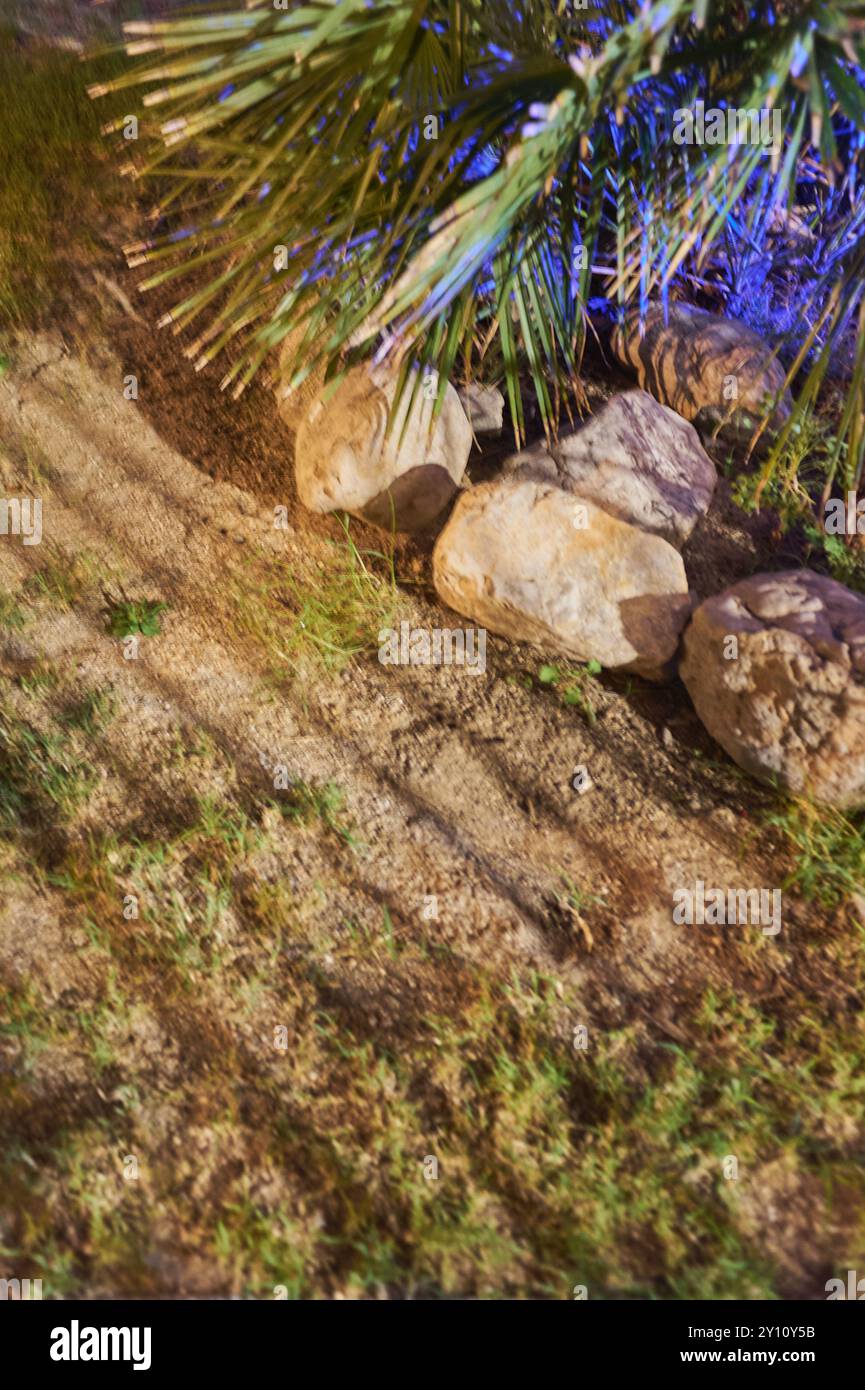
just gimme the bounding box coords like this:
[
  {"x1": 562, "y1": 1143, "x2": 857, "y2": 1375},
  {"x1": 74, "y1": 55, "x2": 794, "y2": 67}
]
[{"x1": 93, "y1": 0, "x2": 865, "y2": 470}]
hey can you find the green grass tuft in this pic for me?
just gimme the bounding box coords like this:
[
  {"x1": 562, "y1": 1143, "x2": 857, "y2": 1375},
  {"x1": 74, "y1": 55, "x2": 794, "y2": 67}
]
[
  {"x1": 765, "y1": 799, "x2": 865, "y2": 907},
  {"x1": 0, "y1": 704, "x2": 96, "y2": 833},
  {"x1": 0, "y1": 588, "x2": 27, "y2": 631},
  {"x1": 24, "y1": 547, "x2": 104, "y2": 610},
  {"x1": 231, "y1": 517, "x2": 401, "y2": 679},
  {"x1": 106, "y1": 599, "x2": 166, "y2": 639},
  {"x1": 273, "y1": 778, "x2": 359, "y2": 849},
  {"x1": 59, "y1": 685, "x2": 118, "y2": 738}
]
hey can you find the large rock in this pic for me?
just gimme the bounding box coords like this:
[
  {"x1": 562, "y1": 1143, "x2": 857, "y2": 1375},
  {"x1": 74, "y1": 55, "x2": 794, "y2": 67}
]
[
  {"x1": 432, "y1": 477, "x2": 692, "y2": 680},
  {"x1": 611, "y1": 304, "x2": 792, "y2": 438},
  {"x1": 294, "y1": 366, "x2": 472, "y2": 532},
  {"x1": 680, "y1": 570, "x2": 865, "y2": 807},
  {"x1": 502, "y1": 390, "x2": 715, "y2": 547}
]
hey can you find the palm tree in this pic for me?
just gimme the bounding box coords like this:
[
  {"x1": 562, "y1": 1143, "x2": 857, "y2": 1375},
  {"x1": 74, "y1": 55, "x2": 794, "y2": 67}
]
[{"x1": 92, "y1": 0, "x2": 865, "y2": 504}]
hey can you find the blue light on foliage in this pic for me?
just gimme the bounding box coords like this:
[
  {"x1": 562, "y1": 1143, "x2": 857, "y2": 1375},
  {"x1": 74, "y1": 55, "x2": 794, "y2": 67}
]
[{"x1": 790, "y1": 38, "x2": 809, "y2": 79}]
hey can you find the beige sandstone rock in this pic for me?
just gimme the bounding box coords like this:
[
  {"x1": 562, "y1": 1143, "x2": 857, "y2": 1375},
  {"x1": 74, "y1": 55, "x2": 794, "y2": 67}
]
[
  {"x1": 611, "y1": 303, "x2": 792, "y2": 437},
  {"x1": 432, "y1": 476, "x2": 692, "y2": 680},
  {"x1": 273, "y1": 327, "x2": 329, "y2": 436},
  {"x1": 294, "y1": 365, "x2": 472, "y2": 532},
  {"x1": 680, "y1": 570, "x2": 865, "y2": 807}
]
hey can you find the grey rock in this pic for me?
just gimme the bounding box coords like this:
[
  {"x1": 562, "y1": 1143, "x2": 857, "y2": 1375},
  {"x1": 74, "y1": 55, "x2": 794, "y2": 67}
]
[
  {"x1": 457, "y1": 382, "x2": 505, "y2": 436},
  {"x1": 503, "y1": 390, "x2": 716, "y2": 547}
]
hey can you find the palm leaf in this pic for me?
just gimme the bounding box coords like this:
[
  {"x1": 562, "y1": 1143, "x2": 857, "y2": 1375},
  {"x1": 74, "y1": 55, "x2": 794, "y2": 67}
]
[{"x1": 92, "y1": 0, "x2": 865, "y2": 468}]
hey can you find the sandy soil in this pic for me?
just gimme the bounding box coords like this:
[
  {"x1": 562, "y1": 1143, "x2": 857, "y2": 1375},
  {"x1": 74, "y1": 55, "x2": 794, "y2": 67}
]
[
  {"x1": 0, "y1": 320, "x2": 821, "y2": 993},
  {"x1": 0, "y1": 3, "x2": 860, "y2": 1298},
  {"x1": 2, "y1": 311, "x2": 853, "y2": 1296}
]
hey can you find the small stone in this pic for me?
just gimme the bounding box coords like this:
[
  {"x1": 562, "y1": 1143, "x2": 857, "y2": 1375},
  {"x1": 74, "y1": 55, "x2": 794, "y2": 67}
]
[{"x1": 457, "y1": 382, "x2": 505, "y2": 436}]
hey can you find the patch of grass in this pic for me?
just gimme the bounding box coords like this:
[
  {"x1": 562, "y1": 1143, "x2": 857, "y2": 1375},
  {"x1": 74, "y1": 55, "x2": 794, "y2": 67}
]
[
  {"x1": 75, "y1": 970, "x2": 131, "y2": 1078},
  {"x1": 0, "y1": 28, "x2": 127, "y2": 325},
  {"x1": 213, "y1": 1202, "x2": 313, "y2": 1299},
  {"x1": 0, "y1": 704, "x2": 96, "y2": 833},
  {"x1": 244, "y1": 880, "x2": 297, "y2": 940},
  {"x1": 537, "y1": 660, "x2": 602, "y2": 724},
  {"x1": 136, "y1": 796, "x2": 270, "y2": 976},
  {"x1": 290, "y1": 521, "x2": 399, "y2": 669},
  {"x1": 60, "y1": 685, "x2": 117, "y2": 737},
  {"x1": 49, "y1": 799, "x2": 267, "y2": 986},
  {"x1": 24, "y1": 546, "x2": 103, "y2": 610},
  {"x1": 764, "y1": 798, "x2": 865, "y2": 907},
  {"x1": 189, "y1": 794, "x2": 265, "y2": 859},
  {"x1": 3, "y1": 682, "x2": 862, "y2": 1298},
  {"x1": 729, "y1": 409, "x2": 830, "y2": 525},
  {"x1": 231, "y1": 517, "x2": 401, "y2": 678},
  {"x1": 272, "y1": 778, "x2": 359, "y2": 849},
  {"x1": 18, "y1": 663, "x2": 61, "y2": 697},
  {"x1": 0, "y1": 587, "x2": 27, "y2": 630},
  {"x1": 0, "y1": 976, "x2": 57, "y2": 1076},
  {"x1": 28, "y1": 1117, "x2": 152, "y2": 1294},
  {"x1": 5, "y1": 828, "x2": 865, "y2": 1298},
  {"x1": 106, "y1": 599, "x2": 166, "y2": 639},
  {"x1": 803, "y1": 526, "x2": 865, "y2": 592},
  {"x1": 729, "y1": 411, "x2": 865, "y2": 592}
]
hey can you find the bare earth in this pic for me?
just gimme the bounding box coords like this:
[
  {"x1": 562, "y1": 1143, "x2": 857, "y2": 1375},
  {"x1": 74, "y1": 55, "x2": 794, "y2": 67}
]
[
  {"x1": 1, "y1": 316, "x2": 857, "y2": 1298},
  {"x1": 0, "y1": 1, "x2": 860, "y2": 1291}
]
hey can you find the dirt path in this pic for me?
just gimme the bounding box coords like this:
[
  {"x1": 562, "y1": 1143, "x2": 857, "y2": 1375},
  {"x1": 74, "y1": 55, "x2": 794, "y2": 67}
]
[
  {"x1": 2, "y1": 0, "x2": 863, "y2": 1308},
  {"x1": 0, "y1": 324, "x2": 854, "y2": 1300},
  {"x1": 1, "y1": 330, "x2": 807, "y2": 988}
]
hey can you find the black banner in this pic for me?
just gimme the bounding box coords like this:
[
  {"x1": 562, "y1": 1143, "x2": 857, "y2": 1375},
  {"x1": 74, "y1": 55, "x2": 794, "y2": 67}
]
[{"x1": 3, "y1": 1297, "x2": 862, "y2": 1376}]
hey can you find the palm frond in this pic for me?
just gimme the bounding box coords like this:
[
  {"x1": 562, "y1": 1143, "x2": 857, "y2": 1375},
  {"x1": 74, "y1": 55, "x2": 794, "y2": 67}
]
[{"x1": 93, "y1": 0, "x2": 865, "y2": 466}]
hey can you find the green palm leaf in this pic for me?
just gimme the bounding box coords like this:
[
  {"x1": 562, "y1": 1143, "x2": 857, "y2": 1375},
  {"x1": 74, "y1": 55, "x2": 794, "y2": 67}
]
[{"x1": 93, "y1": 0, "x2": 865, "y2": 472}]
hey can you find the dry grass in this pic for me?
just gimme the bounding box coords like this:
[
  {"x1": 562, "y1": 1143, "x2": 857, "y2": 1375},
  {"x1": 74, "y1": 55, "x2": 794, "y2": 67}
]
[{"x1": 1, "y1": 557, "x2": 864, "y2": 1299}]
